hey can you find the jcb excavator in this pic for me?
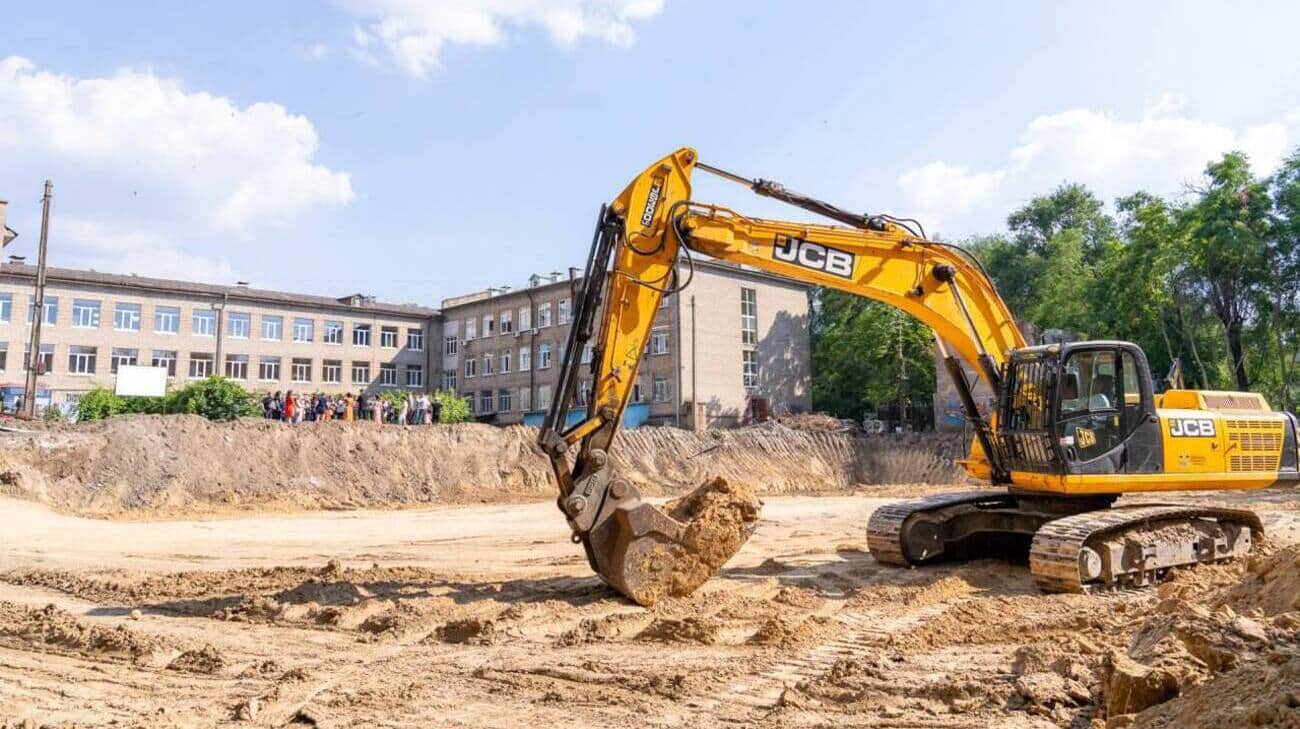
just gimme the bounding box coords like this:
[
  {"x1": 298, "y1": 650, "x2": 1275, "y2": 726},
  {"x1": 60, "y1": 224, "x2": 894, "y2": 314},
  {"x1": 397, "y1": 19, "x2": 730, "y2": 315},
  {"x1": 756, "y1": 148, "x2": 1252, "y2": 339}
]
[{"x1": 538, "y1": 148, "x2": 1295, "y2": 604}]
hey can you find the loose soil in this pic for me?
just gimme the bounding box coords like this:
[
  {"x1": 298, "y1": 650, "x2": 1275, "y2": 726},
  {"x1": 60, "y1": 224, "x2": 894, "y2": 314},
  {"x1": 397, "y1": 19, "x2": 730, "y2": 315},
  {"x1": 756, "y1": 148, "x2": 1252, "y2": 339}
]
[
  {"x1": 0, "y1": 415, "x2": 969, "y2": 518},
  {"x1": 1, "y1": 486, "x2": 1297, "y2": 728}
]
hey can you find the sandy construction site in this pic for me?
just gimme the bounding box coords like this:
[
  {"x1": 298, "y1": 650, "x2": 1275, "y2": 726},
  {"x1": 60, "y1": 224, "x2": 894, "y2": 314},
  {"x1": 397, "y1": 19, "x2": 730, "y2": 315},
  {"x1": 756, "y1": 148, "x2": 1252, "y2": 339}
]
[{"x1": 2, "y1": 417, "x2": 1299, "y2": 728}]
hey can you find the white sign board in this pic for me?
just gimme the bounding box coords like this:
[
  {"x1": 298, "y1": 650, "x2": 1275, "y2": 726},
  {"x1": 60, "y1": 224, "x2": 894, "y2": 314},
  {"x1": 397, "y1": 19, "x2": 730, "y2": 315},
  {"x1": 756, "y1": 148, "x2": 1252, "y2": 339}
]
[{"x1": 115, "y1": 365, "x2": 168, "y2": 397}]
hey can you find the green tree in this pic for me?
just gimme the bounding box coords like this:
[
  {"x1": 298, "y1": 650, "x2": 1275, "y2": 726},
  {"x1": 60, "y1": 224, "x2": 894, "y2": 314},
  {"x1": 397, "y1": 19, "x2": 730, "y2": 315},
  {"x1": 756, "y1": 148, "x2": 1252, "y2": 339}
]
[
  {"x1": 431, "y1": 389, "x2": 472, "y2": 423},
  {"x1": 76, "y1": 387, "x2": 126, "y2": 421},
  {"x1": 811, "y1": 289, "x2": 934, "y2": 420},
  {"x1": 1181, "y1": 152, "x2": 1272, "y2": 391}
]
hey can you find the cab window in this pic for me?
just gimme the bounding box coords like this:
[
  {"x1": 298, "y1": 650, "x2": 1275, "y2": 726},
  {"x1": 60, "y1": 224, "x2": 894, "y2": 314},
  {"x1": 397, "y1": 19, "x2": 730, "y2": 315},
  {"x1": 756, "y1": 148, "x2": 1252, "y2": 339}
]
[{"x1": 1058, "y1": 349, "x2": 1121, "y2": 462}]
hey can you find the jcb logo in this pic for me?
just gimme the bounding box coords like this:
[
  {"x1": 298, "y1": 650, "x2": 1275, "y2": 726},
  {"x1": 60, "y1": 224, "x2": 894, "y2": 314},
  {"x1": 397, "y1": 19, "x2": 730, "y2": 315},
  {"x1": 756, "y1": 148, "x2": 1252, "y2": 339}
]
[
  {"x1": 1169, "y1": 417, "x2": 1216, "y2": 437},
  {"x1": 640, "y1": 180, "x2": 663, "y2": 228},
  {"x1": 773, "y1": 235, "x2": 855, "y2": 278}
]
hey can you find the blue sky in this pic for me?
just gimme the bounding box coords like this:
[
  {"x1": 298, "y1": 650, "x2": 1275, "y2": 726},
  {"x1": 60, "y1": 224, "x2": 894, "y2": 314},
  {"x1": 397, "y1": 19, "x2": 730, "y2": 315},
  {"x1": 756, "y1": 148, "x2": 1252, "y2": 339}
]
[{"x1": 3, "y1": 1, "x2": 1299, "y2": 304}]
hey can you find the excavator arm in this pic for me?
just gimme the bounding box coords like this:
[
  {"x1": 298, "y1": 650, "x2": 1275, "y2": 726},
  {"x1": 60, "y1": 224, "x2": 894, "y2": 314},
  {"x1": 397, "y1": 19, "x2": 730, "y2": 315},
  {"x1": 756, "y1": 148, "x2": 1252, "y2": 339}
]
[{"x1": 538, "y1": 148, "x2": 1026, "y2": 604}]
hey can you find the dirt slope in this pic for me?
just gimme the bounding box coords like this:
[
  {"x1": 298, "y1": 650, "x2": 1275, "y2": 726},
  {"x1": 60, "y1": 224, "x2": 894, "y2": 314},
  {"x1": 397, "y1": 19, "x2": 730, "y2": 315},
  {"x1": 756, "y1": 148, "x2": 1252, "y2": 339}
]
[{"x1": 0, "y1": 415, "x2": 969, "y2": 517}]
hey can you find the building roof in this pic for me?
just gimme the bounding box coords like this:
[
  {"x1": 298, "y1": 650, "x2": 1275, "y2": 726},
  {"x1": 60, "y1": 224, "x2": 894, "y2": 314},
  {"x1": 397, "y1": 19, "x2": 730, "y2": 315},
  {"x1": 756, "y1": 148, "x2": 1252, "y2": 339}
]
[{"x1": 0, "y1": 263, "x2": 439, "y2": 319}]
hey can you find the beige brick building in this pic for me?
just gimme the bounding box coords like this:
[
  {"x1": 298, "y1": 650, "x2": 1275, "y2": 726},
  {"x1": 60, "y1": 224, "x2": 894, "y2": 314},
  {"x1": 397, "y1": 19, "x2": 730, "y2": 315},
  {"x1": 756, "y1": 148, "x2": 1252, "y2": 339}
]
[
  {"x1": 0, "y1": 264, "x2": 436, "y2": 409},
  {"x1": 3, "y1": 256, "x2": 812, "y2": 427},
  {"x1": 441, "y1": 259, "x2": 812, "y2": 428}
]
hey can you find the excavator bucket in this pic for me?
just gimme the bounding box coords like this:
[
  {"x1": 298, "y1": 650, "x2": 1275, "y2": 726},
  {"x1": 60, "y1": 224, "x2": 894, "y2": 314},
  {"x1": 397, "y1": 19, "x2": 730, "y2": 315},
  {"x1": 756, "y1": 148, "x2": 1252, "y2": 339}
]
[{"x1": 581, "y1": 478, "x2": 760, "y2": 606}]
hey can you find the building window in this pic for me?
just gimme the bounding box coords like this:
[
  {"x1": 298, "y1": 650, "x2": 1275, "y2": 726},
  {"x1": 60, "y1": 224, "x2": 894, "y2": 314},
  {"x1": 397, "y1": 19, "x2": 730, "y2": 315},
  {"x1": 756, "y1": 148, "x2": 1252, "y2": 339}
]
[
  {"x1": 0, "y1": 293, "x2": 10, "y2": 323},
  {"x1": 292, "y1": 318, "x2": 314, "y2": 343},
  {"x1": 322, "y1": 359, "x2": 342, "y2": 384},
  {"x1": 261, "y1": 315, "x2": 283, "y2": 341},
  {"x1": 479, "y1": 390, "x2": 494, "y2": 413},
  {"x1": 498, "y1": 389, "x2": 511, "y2": 412},
  {"x1": 407, "y1": 328, "x2": 424, "y2": 351},
  {"x1": 519, "y1": 348, "x2": 531, "y2": 371},
  {"x1": 481, "y1": 352, "x2": 493, "y2": 376},
  {"x1": 444, "y1": 336, "x2": 458, "y2": 356},
  {"x1": 68, "y1": 346, "x2": 97, "y2": 375},
  {"x1": 380, "y1": 326, "x2": 398, "y2": 348},
  {"x1": 538, "y1": 343, "x2": 553, "y2": 369},
  {"x1": 379, "y1": 363, "x2": 397, "y2": 386},
  {"x1": 192, "y1": 310, "x2": 216, "y2": 337},
  {"x1": 110, "y1": 347, "x2": 138, "y2": 374},
  {"x1": 500, "y1": 310, "x2": 513, "y2": 334},
  {"x1": 499, "y1": 349, "x2": 511, "y2": 373},
  {"x1": 227, "y1": 311, "x2": 251, "y2": 339},
  {"x1": 155, "y1": 306, "x2": 180, "y2": 334},
  {"x1": 151, "y1": 350, "x2": 177, "y2": 376},
  {"x1": 259, "y1": 356, "x2": 281, "y2": 382},
  {"x1": 465, "y1": 318, "x2": 476, "y2": 340},
  {"x1": 291, "y1": 358, "x2": 312, "y2": 383},
  {"x1": 24, "y1": 344, "x2": 55, "y2": 374},
  {"x1": 650, "y1": 328, "x2": 669, "y2": 355},
  {"x1": 577, "y1": 379, "x2": 591, "y2": 406},
  {"x1": 0, "y1": 343, "x2": 7, "y2": 371},
  {"x1": 660, "y1": 294, "x2": 671, "y2": 310},
  {"x1": 351, "y1": 361, "x2": 370, "y2": 384},
  {"x1": 558, "y1": 298, "x2": 571, "y2": 325},
  {"x1": 537, "y1": 302, "x2": 552, "y2": 328},
  {"x1": 225, "y1": 354, "x2": 249, "y2": 380},
  {"x1": 653, "y1": 376, "x2": 669, "y2": 403},
  {"x1": 189, "y1": 353, "x2": 214, "y2": 379},
  {"x1": 741, "y1": 287, "x2": 758, "y2": 346},
  {"x1": 324, "y1": 320, "x2": 344, "y2": 345},
  {"x1": 443, "y1": 370, "x2": 457, "y2": 391},
  {"x1": 632, "y1": 379, "x2": 644, "y2": 403},
  {"x1": 113, "y1": 302, "x2": 142, "y2": 332},
  {"x1": 518, "y1": 387, "x2": 530, "y2": 411},
  {"x1": 353, "y1": 324, "x2": 371, "y2": 347},
  {"x1": 28, "y1": 296, "x2": 58, "y2": 325},
  {"x1": 482, "y1": 314, "x2": 495, "y2": 337},
  {"x1": 537, "y1": 384, "x2": 552, "y2": 410},
  {"x1": 743, "y1": 349, "x2": 759, "y2": 391},
  {"x1": 72, "y1": 299, "x2": 101, "y2": 328},
  {"x1": 519, "y1": 306, "x2": 531, "y2": 330},
  {"x1": 407, "y1": 364, "x2": 423, "y2": 388},
  {"x1": 464, "y1": 357, "x2": 478, "y2": 378},
  {"x1": 581, "y1": 344, "x2": 593, "y2": 364}
]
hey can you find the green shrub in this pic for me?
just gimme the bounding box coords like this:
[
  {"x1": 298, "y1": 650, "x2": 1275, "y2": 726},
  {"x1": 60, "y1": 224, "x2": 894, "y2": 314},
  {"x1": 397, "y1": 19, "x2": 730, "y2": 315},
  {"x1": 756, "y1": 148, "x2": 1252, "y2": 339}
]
[
  {"x1": 168, "y1": 377, "x2": 261, "y2": 421},
  {"x1": 432, "y1": 389, "x2": 471, "y2": 423},
  {"x1": 76, "y1": 387, "x2": 126, "y2": 421}
]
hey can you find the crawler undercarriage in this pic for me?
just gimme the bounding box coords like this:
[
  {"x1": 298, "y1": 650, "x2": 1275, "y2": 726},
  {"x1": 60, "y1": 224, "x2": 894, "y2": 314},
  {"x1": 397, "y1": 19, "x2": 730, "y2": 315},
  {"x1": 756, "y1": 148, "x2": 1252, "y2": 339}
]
[{"x1": 867, "y1": 491, "x2": 1262, "y2": 593}]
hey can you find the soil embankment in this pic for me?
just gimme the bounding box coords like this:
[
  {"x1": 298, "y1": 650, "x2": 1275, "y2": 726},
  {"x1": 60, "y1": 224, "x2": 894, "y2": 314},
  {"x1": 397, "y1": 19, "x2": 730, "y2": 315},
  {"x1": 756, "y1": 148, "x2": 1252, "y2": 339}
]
[{"x1": 0, "y1": 415, "x2": 969, "y2": 518}]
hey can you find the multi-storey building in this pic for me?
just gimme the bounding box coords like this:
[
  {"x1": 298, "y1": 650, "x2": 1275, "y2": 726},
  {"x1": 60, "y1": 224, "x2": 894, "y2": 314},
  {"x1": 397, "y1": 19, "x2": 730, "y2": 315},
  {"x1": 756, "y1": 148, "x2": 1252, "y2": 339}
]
[
  {"x1": 441, "y1": 259, "x2": 812, "y2": 428},
  {"x1": 0, "y1": 263, "x2": 437, "y2": 408},
  {"x1": 2, "y1": 255, "x2": 812, "y2": 428}
]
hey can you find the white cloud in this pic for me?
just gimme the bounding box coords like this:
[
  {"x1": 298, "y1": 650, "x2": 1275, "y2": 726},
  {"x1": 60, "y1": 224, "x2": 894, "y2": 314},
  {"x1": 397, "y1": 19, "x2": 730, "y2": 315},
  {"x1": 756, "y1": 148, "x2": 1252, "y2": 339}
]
[
  {"x1": 340, "y1": 0, "x2": 665, "y2": 76},
  {"x1": 898, "y1": 96, "x2": 1294, "y2": 236},
  {"x1": 58, "y1": 219, "x2": 238, "y2": 283},
  {"x1": 0, "y1": 56, "x2": 352, "y2": 281}
]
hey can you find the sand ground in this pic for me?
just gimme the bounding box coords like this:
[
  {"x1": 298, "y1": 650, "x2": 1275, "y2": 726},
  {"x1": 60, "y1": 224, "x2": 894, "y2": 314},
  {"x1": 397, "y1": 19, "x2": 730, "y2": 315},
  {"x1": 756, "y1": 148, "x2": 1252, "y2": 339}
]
[{"x1": 2, "y1": 486, "x2": 1298, "y2": 728}]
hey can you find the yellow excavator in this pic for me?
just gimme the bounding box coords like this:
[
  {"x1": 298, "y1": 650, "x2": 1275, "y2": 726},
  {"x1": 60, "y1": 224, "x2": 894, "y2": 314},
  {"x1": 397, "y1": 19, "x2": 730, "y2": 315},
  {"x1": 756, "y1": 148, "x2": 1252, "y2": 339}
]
[{"x1": 538, "y1": 148, "x2": 1295, "y2": 604}]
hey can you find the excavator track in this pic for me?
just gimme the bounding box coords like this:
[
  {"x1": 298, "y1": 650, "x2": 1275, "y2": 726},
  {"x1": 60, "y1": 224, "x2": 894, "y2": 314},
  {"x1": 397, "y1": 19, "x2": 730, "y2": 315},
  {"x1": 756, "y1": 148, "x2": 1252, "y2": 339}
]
[
  {"x1": 1029, "y1": 504, "x2": 1262, "y2": 593},
  {"x1": 866, "y1": 490, "x2": 1020, "y2": 567}
]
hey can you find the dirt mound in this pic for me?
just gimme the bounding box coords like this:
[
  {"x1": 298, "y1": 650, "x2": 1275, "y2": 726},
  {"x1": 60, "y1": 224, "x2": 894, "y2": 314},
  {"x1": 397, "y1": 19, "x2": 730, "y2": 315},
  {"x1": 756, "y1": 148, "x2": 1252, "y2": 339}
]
[
  {"x1": 747, "y1": 616, "x2": 830, "y2": 647},
  {"x1": 434, "y1": 617, "x2": 498, "y2": 645},
  {"x1": 166, "y1": 643, "x2": 228, "y2": 674},
  {"x1": 636, "y1": 616, "x2": 721, "y2": 644},
  {"x1": 0, "y1": 415, "x2": 970, "y2": 517},
  {"x1": 0, "y1": 601, "x2": 172, "y2": 665}
]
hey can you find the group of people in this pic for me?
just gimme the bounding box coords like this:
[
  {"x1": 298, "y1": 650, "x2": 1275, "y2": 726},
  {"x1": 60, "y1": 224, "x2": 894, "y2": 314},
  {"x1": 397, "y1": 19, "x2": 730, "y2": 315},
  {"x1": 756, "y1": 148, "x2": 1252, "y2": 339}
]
[{"x1": 261, "y1": 391, "x2": 440, "y2": 425}]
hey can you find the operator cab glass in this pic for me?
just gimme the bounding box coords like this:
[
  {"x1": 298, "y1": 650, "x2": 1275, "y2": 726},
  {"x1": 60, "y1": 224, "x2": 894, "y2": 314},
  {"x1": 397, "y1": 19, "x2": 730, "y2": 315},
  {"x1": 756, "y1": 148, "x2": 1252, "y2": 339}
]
[{"x1": 998, "y1": 342, "x2": 1160, "y2": 477}]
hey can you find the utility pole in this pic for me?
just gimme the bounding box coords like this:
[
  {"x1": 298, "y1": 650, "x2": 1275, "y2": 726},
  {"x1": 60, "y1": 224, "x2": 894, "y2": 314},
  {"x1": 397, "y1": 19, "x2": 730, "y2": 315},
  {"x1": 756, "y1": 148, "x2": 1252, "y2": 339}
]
[{"x1": 22, "y1": 181, "x2": 52, "y2": 419}]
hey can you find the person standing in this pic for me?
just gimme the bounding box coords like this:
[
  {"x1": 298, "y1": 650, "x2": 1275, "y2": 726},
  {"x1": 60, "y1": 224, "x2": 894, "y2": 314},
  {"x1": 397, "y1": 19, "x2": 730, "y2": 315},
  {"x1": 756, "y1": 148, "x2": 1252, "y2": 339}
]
[
  {"x1": 398, "y1": 394, "x2": 410, "y2": 426},
  {"x1": 343, "y1": 392, "x2": 355, "y2": 422},
  {"x1": 372, "y1": 396, "x2": 383, "y2": 424},
  {"x1": 284, "y1": 391, "x2": 296, "y2": 423}
]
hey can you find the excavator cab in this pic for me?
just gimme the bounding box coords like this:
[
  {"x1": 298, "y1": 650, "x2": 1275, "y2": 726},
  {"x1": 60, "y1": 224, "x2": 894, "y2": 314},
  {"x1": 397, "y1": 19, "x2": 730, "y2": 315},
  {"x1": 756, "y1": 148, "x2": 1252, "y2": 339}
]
[{"x1": 994, "y1": 342, "x2": 1161, "y2": 479}]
